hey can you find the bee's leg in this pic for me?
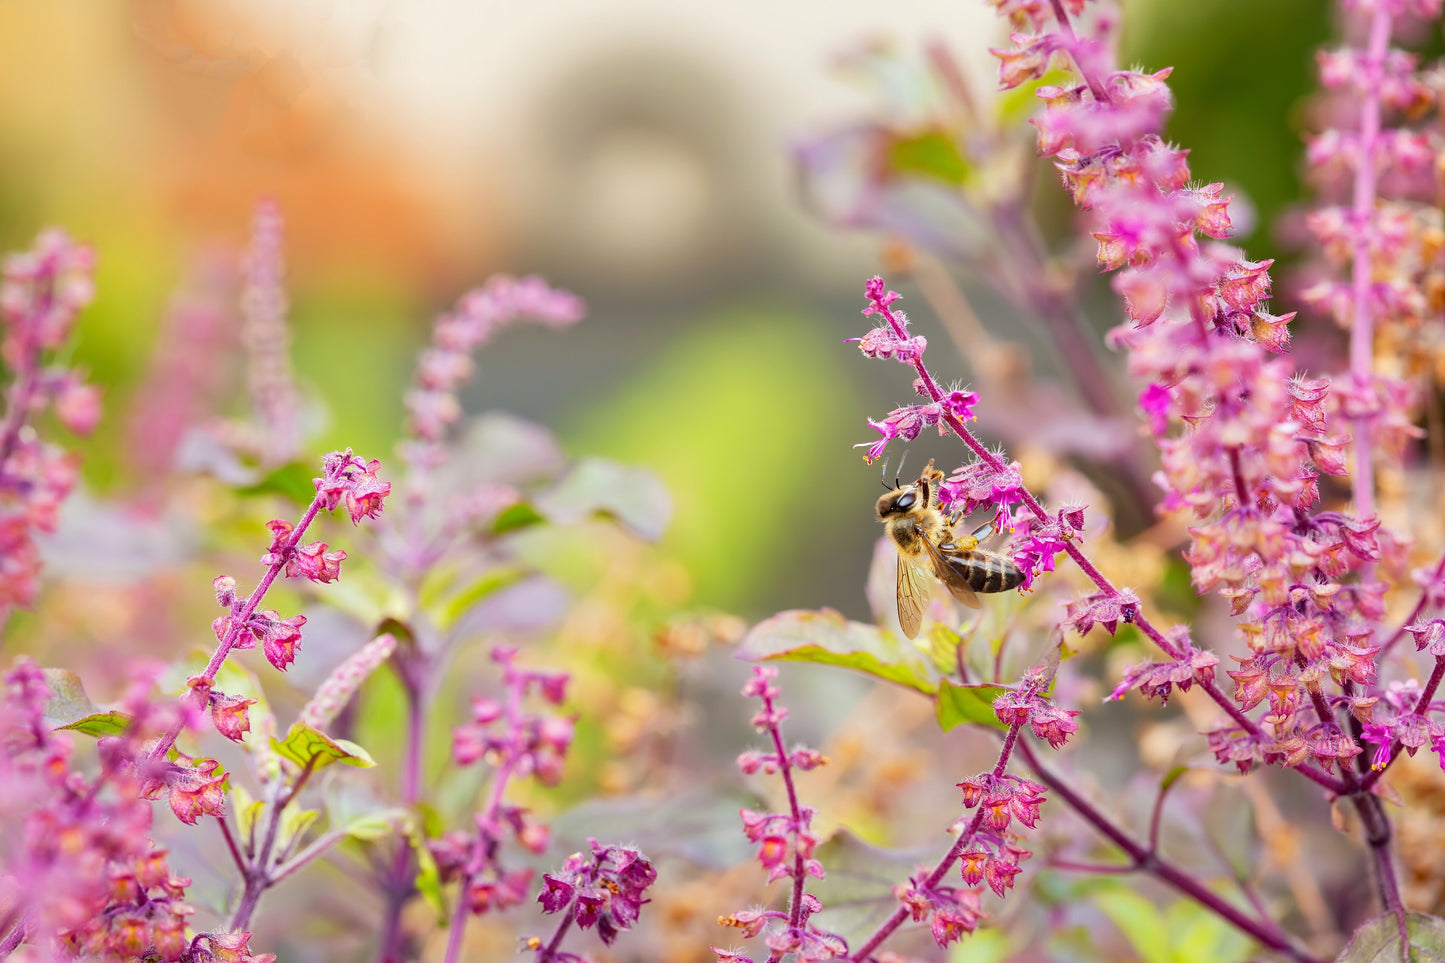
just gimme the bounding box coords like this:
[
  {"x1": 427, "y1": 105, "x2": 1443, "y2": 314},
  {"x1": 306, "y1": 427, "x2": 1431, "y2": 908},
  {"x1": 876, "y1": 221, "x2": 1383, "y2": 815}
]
[{"x1": 969, "y1": 520, "x2": 996, "y2": 542}]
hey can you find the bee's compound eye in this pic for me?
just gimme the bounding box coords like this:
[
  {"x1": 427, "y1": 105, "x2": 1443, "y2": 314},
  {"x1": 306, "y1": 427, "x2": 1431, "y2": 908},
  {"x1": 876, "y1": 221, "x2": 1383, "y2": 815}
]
[{"x1": 894, "y1": 491, "x2": 916, "y2": 511}]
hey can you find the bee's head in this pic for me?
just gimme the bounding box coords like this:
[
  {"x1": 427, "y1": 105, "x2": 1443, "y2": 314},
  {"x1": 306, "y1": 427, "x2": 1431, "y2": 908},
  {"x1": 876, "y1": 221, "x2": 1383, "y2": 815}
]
[{"x1": 875, "y1": 481, "x2": 924, "y2": 521}]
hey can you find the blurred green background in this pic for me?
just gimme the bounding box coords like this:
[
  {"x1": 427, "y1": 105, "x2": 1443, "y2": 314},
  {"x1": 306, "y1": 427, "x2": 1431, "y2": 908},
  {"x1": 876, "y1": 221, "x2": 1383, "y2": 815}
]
[{"x1": 0, "y1": 0, "x2": 1333, "y2": 621}]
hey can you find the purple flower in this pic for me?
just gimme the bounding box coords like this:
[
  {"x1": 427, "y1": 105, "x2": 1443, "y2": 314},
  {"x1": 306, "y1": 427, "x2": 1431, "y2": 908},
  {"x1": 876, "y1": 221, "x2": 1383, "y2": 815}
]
[
  {"x1": 1361, "y1": 722, "x2": 1395, "y2": 770},
  {"x1": 538, "y1": 874, "x2": 576, "y2": 914}
]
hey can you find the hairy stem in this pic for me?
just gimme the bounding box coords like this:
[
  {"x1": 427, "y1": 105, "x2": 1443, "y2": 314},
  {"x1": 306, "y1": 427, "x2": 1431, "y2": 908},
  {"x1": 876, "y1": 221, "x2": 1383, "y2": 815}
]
[
  {"x1": 534, "y1": 904, "x2": 578, "y2": 963},
  {"x1": 147, "y1": 494, "x2": 328, "y2": 765},
  {"x1": 1351, "y1": 792, "x2": 1406, "y2": 944}
]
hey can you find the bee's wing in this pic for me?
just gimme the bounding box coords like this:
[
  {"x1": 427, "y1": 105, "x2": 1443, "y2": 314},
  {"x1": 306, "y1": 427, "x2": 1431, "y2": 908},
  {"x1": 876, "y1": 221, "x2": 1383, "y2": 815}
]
[
  {"x1": 896, "y1": 553, "x2": 931, "y2": 640},
  {"x1": 920, "y1": 533, "x2": 982, "y2": 610}
]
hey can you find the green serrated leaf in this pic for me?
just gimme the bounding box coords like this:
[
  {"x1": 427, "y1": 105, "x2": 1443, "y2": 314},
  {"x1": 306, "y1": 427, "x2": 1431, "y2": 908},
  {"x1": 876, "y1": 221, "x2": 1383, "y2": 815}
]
[
  {"x1": 492, "y1": 502, "x2": 545, "y2": 535},
  {"x1": 271, "y1": 721, "x2": 376, "y2": 773},
  {"x1": 40, "y1": 668, "x2": 97, "y2": 729},
  {"x1": 407, "y1": 821, "x2": 447, "y2": 923},
  {"x1": 738, "y1": 609, "x2": 940, "y2": 694},
  {"x1": 58, "y1": 710, "x2": 134, "y2": 737},
  {"x1": 234, "y1": 460, "x2": 317, "y2": 505},
  {"x1": 885, "y1": 129, "x2": 971, "y2": 186},
  {"x1": 1336, "y1": 912, "x2": 1445, "y2": 963},
  {"x1": 432, "y1": 566, "x2": 529, "y2": 631},
  {"x1": 935, "y1": 680, "x2": 1009, "y2": 732}
]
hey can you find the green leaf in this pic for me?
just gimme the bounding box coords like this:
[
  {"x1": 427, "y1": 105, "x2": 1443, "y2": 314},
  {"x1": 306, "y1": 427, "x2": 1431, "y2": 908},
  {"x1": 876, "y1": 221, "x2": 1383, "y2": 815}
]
[
  {"x1": 342, "y1": 807, "x2": 409, "y2": 842},
  {"x1": 534, "y1": 458, "x2": 672, "y2": 542},
  {"x1": 276, "y1": 807, "x2": 321, "y2": 854},
  {"x1": 1160, "y1": 765, "x2": 1189, "y2": 794},
  {"x1": 231, "y1": 782, "x2": 263, "y2": 847},
  {"x1": 492, "y1": 501, "x2": 545, "y2": 536},
  {"x1": 885, "y1": 129, "x2": 971, "y2": 186},
  {"x1": 234, "y1": 460, "x2": 317, "y2": 505},
  {"x1": 1093, "y1": 887, "x2": 1173, "y2": 963},
  {"x1": 948, "y1": 929, "x2": 1014, "y2": 963},
  {"x1": 271, "y1": 721, "x2": 376, "y2": 773},
  {"x1": 58, "y1": 710, "x2": 134, "y2": 737},
  {"x1": 40, "y1": 669, "x2": 98, "y2": 729},
  {"x1": 935, "y1": 680, "x2": 1008, "y2": 732},
  {"x1": 1168, "y1": 900, "x2": 1249, "y2": 963},
  {"x1": 431, "y1": 566, "x2": 529, "y2": 631},
  {"x1": 921, "y1": 621, "x2": 968, "y2": 676},
  {"x1": 738, "y1": 609, "x2": 940, "y2": 695},
  {"x1": 1336, "y1": 912, "x2": 1445, "y2": 963},
  {"x1": 407, "y1": 821, "x2": 447, "y2": 923}
]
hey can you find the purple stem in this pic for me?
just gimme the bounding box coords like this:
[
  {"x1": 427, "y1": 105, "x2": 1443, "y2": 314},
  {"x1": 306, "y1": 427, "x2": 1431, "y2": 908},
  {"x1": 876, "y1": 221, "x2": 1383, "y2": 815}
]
[
  {"x1": 848, "y1": 713, "x2": 1028, "y2": 962},
  {"x1": 376, "y1": 656, "x2": 427, "y2": 963},
  {"x1": 228, "y1": 757, "x2": 320, "y2": 932},
  {"x1": 1017, "y1": 740, "x2": 1323, "y2": 963},
  {"x1": 270, "y1": 828, "x2": 348, "y2": 885},
  {"x1": 1348, "y1": 6, "x2": 1393, "y2": 533},
  {"x1": 146, "y1": 491, "x2": 330, "y2": 765},
  {"x1": 535, "y1": 904, "x2": 579, "y2": 963},
  {"x1": 440, "y1": 667, "x2": 528, "y2": 963},
  {"x1": 1352, "y1": 791, "x2": 1407, "y2": 947},
  {"x1": 217, "y1": 814, "x2": 247, "y2": 875},
  {"x1": 757, "y1": 684, "x2": 810, "y2": 963}
]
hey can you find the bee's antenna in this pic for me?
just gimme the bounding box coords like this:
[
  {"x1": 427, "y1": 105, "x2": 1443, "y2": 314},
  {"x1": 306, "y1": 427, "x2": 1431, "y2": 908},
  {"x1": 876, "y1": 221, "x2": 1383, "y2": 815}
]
[
  {"x1": 879, "y1": 454, "x2": 892, "y2": 490},
  {"x1": 895, "y1": 449, "x2": 910, "y2": 487}
]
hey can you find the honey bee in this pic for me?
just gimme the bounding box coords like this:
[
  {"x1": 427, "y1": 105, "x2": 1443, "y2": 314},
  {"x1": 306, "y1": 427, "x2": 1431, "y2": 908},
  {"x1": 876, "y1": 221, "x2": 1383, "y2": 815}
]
[{"x1": 875, "y1": 459, "x2": 1023, "y2": 639}]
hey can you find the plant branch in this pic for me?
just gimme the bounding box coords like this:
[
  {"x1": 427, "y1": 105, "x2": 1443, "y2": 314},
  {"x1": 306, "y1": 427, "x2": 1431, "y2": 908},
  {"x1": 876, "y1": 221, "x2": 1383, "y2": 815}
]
[
  {"x1": 848, "y1": 710, "x2": 1029, "y2": 961},
  {"x1": 270, "y1": 828, "x2": 348, "y2": 886},
  {"x1": 217, "y1": 814, "x2": 248, "y2": 876},
  {"x1": 1017, "y1": 740, "x2": 1323, "y2": 963},
  {"x1": 147, "y1": 495, "x2": 328, "y2": 765},
  {"x1": 1347, "y1": 5, "x2": 1393, "y2": 536}
]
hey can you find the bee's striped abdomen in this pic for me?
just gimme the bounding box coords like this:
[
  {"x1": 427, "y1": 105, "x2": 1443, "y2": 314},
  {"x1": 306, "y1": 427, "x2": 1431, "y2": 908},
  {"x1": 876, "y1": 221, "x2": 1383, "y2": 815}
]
[{"x1": 960, "y1": 552, "x2": 1024, "y2": 594}]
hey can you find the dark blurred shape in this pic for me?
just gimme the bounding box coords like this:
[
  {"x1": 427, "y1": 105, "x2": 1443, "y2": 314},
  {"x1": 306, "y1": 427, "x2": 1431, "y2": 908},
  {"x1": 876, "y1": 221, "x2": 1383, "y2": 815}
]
[{"x1": 520, "y1": 43, "x2": 771, "y2": 301}]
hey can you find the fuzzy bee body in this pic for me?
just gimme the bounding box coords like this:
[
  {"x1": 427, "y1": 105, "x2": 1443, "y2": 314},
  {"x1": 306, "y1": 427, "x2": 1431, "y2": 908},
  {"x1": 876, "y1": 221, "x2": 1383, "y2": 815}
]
[{"x1": 875, "y1": 459, "x2": 1023, "y2": 639}]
